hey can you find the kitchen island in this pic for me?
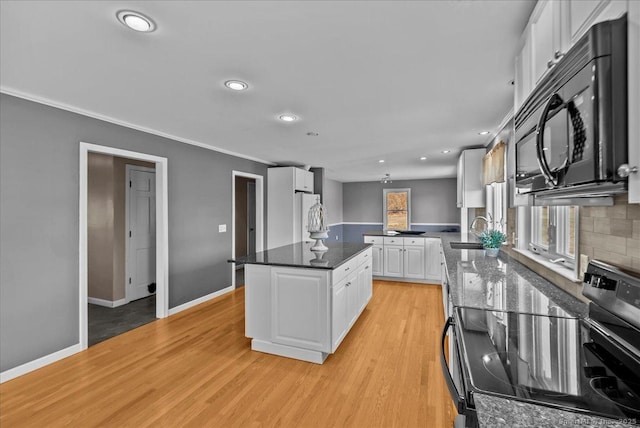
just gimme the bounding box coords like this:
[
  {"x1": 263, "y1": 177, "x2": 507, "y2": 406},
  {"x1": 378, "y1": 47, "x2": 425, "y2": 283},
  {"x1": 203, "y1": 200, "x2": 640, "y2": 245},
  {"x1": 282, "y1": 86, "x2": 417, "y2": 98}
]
[{"x1": 231, "y1": 241, "x2": 373, "y2": 364}]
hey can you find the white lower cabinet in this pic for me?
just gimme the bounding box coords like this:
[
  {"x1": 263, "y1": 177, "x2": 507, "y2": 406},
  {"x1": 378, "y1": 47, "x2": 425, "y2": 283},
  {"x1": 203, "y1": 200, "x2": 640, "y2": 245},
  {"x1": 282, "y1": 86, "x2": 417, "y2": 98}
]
[
  {"x1": 332, "y1": 251, "x2": 373, "y2": 352},
  {"x1": 383, "y1": 244, "x2": 404, "y2": 277},
  {"x1": 245, "y1": 247, "x2": 373, "y2": 364},
  {"x1": 404, "y1": 244, "x2": 426, "y2": 279},
  {"x1": 371, "y1": 245, "x2": 383, "y2": 276},
  {"x1": 367, "y1": 235, "x2": 442, "y2": 283},
  {"x1": 424, "y1": 238, "x2": 442, "y2": 282}
]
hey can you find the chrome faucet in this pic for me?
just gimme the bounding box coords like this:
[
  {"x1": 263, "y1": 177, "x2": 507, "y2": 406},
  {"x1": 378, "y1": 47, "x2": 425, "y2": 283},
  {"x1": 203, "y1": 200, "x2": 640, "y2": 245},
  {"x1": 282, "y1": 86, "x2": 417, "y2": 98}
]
[{"x1": 470, "y1": 214, "x2": 492, "y2": 234}]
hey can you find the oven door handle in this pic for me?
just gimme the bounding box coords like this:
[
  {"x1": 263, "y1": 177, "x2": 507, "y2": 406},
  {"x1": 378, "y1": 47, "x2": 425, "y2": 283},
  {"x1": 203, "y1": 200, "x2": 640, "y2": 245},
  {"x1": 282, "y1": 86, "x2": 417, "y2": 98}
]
[{"x1": 440, "y1": 316, "x2": 467, "y2": 415}]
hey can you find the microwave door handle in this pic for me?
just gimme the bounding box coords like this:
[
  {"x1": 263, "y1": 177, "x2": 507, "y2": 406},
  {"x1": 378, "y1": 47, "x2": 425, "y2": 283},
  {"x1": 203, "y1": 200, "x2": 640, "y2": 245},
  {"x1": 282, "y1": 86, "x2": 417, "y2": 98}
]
[
  {"x1": 440, "y1": 317, "x2": 467, "y2": 414},
  {"x1": 535, "y1": 93, "x2": 563, "y2": 186}
]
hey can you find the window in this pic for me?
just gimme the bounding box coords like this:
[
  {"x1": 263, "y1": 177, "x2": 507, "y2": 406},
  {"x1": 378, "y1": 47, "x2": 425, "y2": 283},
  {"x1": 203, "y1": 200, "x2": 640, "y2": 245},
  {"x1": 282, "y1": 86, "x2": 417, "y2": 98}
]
[
  {"x1": 530, "y1": 206, "x2": 577, "y2": 266},
  {"x1": 383, "y1": 188, "x2": 410, "y2": 230}
]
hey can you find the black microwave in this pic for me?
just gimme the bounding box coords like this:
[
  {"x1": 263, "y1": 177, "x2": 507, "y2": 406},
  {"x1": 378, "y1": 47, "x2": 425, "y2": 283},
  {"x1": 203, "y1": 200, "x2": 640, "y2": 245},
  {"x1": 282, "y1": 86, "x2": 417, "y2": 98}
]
[{"x1": 515, "y1": 15, "x2": 628, "y2": 199}]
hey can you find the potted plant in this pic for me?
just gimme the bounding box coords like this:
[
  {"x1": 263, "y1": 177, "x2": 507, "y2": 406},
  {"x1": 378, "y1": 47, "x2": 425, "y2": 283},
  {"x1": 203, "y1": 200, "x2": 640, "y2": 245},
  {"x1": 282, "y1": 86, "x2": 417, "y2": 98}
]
[{"x1": 478, "y1": 229, "x2": 507, "y2": 257}]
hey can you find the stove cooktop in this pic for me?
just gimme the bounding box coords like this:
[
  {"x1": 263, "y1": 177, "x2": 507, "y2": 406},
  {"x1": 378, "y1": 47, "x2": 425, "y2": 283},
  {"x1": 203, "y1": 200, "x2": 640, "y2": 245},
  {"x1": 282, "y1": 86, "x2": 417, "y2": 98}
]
[{"x1": 455, "y1": 307, "x2": 640, "y2": 423}]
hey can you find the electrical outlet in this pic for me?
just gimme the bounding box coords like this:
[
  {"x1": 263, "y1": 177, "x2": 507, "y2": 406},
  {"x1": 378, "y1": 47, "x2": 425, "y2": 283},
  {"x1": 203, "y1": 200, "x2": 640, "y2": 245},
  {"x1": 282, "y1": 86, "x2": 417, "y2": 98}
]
[
  {"x1": 218, "y1": 224, "x2": 227, "y2": 233},
  {"x1": 579, "y1": 254, "x2": 589, "y2": 280},
  {"x1": 335, "y1": 235, "x2": 339, "y2": 240}
]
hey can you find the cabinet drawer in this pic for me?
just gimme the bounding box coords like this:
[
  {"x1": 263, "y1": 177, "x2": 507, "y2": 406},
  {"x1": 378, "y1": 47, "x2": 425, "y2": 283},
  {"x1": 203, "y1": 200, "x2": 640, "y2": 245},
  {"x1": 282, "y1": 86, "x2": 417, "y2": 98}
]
[
  {"x1": 357, "y1": 248, "x2": 372, "y2": 266},
  {"x1": 383, "y1": 237, "x2": 402, "y2": 245},
  {"x1": 364, "y1": 235, "x2": 383, "y2": 245},
  {"x1": 403, "y1": 237, "x2": 425, "y2": 247},
  {"x1": 333, "y1": 258, "x2": 358, "y2": 285}
]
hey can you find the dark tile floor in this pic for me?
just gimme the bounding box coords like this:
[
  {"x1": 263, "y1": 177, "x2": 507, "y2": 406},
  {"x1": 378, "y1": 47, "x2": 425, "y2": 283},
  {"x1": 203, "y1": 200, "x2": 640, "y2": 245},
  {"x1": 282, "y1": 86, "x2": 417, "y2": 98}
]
[{"x1": 88, "y1": 295, "x2": 156, "y2": 346}]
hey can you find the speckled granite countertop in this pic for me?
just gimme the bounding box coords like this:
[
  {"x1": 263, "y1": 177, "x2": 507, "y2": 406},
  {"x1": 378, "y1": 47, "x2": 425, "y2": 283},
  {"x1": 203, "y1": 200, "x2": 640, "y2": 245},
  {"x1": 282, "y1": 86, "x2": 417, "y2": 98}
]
[
  {"x1": 364, "y1": 232, "x2": 637, "y2": 427},
  {"x1": 229, "y1": 241, "x2": 371, "y2": 270},
  {"x1": 435, "y1": 233, "x2": 636, "y2": 427},
  {"x1": 437, "y1": 232, "x2": 587, "y2": 317}
]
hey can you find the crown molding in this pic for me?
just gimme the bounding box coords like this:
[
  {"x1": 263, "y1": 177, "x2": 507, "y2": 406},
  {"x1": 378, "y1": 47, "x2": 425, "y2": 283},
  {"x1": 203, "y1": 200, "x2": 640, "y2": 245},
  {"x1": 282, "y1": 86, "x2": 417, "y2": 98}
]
[{"x1": 0, "y1": 87, "x2": 276, "y2": 166}]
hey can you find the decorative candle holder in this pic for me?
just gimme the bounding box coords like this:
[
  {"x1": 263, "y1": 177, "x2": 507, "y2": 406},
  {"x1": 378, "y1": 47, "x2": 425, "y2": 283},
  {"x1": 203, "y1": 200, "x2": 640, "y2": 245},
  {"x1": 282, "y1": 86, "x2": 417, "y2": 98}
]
[{"x1": 307, "y1": 196, "x2": 329, "y2": 251}]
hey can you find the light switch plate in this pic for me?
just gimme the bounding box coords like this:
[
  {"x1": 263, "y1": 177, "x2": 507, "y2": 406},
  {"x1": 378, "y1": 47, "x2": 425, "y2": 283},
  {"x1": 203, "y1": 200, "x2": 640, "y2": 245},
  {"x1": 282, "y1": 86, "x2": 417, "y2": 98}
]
[{"x1": 219, "y1": 224, "x2": 227, "y2": 233}]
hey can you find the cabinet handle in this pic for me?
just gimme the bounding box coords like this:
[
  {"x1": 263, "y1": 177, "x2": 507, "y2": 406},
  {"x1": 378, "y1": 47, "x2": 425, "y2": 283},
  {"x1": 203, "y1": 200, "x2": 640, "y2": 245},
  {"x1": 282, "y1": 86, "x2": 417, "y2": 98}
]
[
  {"x1": 554, "y1": 50, "x2": 565, "y2": 60},
  {"x1": 547, "y1": 59, "x2": 554, "y2": 69},
  {"x1": 345, "y1": 267, "x2": 350, "y2": 271},
  {"x1": 365, "y1": 266, "x2": 369, "y2": 270},
  {"x1": 346, "y1": 282, "x2": 351, "y2": 287}
]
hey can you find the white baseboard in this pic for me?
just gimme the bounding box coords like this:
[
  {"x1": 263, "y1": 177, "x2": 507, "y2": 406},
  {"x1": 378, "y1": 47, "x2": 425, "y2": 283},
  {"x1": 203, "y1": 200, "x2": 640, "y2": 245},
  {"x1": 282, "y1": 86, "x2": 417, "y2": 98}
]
[
  {"x1": 88, "y1": 297, "x2": 128, "y2": 308},
  {"x1": 168, "y1": 286, "x2": 234, "y2": 316},
  {"x1": 0, "y1": 343, "x2": 82, "y2": 383}
]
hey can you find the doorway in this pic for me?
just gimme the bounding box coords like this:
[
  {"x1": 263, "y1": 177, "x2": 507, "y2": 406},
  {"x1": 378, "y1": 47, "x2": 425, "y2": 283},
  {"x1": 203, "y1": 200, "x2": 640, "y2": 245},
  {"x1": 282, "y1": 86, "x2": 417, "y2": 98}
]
[
  {"x1": 80, "y1": 142, "x2": 168, "y2": 350},
  {"x1": 231, "y1": 171, "x2": 264, "y2": 288}
]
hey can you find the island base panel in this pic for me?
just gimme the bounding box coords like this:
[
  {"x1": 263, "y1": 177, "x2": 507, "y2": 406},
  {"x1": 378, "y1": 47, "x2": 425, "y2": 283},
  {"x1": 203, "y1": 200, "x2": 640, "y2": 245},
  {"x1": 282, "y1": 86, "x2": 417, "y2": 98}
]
[{"x1": 251, "y1": 339, "x2": 328, "y2": 364}]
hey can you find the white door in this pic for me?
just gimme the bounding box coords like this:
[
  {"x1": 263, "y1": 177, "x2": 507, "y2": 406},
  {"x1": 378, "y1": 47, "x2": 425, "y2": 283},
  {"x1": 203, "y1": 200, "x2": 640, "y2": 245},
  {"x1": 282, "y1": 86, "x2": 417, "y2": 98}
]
[
  {"x1": 247, "y1": 181, "x2": 256, "y2": 254},
  {"x1": 127, "y1": 166, "x2": 156, "y2": 302}
]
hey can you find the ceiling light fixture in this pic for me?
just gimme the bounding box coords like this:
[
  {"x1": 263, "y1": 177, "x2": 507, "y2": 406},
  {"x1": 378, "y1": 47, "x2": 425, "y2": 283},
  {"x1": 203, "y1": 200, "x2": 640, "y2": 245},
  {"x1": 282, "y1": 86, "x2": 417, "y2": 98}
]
[
  {"x1": 380, "y1": 173, "x2": 393, "y2": 184},
  {"x1": 441, "y1": 150, "x2": 451, "y2": 154},
  {"x1": 478, "y1": 131, "x2": 491, "y2": 135},
  {"x1": 379, "y1": 160, "x2": 385, "y2": 163},
  {"x1": 225, "y1": 80, "x2": 248, "y2": 91},
  {"x1": 279, "y1": 114, "x2": 297, "y2": 122},
  {"x1": 117, "y1": 10, "x2": 156, "y2": 32},
  {"x1": 420, "y1": 156, "x2": 427, "y2": 161}
]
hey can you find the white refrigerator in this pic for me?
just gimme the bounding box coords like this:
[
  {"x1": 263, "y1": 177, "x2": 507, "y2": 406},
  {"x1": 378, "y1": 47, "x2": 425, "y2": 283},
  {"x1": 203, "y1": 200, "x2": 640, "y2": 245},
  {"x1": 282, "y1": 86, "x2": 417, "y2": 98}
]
[{"x1": 294, "y1": 193, "x2": 320, "y2": 243}]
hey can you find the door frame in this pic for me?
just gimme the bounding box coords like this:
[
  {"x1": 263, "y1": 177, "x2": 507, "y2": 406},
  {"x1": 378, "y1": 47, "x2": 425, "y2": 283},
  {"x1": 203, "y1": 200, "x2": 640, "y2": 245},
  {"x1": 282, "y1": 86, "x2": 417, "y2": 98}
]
[
  {"x1": 79, "y1": 142, "x2": 169, "y2": 351},
  {"x1": 125, "y1": 164, "x2": 157, "y2": 304},
  {"x1": 231, "y1": 171, "x2": 264, "y2": 288}
]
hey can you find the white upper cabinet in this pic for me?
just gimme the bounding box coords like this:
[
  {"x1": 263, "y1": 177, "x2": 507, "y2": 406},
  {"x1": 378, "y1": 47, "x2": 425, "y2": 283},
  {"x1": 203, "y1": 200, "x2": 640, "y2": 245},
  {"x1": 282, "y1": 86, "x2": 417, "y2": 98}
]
[
  {"x1": 567, "y1": 0, "x2": 613, "y2": 44},
  {"x1": 530, "y1": 0, "x2": 569, "y2": 85},
  {"x1": 294, "y1": 168, "x2": 314, "y2": 193},
  {"x1": 457, "y1": 149, "x2": 485, "y2": 208},
  {"x1": 514, "y1": 33, "x2": 532, "y2": 111}
]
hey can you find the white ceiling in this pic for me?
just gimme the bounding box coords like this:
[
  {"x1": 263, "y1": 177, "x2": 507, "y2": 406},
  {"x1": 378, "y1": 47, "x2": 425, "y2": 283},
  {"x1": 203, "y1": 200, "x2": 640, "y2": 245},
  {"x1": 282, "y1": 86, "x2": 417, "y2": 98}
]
[{"x1": 0, "y1": 0, "x2": 535, "y2": 182}]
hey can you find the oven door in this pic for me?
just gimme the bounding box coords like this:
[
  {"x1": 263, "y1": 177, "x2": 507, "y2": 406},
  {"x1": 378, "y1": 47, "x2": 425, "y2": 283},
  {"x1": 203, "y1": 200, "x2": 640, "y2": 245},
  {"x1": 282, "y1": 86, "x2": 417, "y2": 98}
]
[{"x1": 440, "y1": 317, "x2": 478, "y2": 428}]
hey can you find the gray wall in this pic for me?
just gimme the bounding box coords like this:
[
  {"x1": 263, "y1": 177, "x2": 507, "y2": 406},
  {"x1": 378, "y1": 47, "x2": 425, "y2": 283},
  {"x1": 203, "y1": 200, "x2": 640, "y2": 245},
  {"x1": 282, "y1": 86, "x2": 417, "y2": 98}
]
[
  {"x1": 0, "y1": 94, "x2": 269, "y2": 372},
  {"x1": 343, "y1": 178, "x2": 459, "y2": 224},
  {"x1": 324, "y1": 178, "x2": 343, "y2": 225}
]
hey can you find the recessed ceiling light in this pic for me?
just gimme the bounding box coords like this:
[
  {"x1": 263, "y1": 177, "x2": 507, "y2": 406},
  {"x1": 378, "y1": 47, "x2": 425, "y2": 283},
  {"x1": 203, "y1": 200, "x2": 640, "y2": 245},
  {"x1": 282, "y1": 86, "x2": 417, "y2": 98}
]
[
  {"x1": 441, "y1": 150, "x2": 451, "y2": 154},
  {"x1": 478, "y1": 131, "x2": 491, "y2": 135},
  {"x1": 420, "y1": 156, "x2": 427, "y2": 161},
  {"x1": 379, "y1": 159, "x2": 385, "y2": 163},
  {"x1": 279, "y1": 114, "x2": 298, "y2": 122},
  {"x1": 225, "y1": 80, "x2": 248, "y2": 91},
  {"x1": 117, "y1": 10, "x2": 156, "y2": 32}
]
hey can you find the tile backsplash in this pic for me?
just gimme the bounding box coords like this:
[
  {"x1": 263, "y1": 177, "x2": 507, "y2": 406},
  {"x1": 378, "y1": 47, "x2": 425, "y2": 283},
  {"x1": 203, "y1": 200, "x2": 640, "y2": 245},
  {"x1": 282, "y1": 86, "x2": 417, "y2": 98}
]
[{"x1": 503, "y1": 194, "x2": 640, "y2": 302}]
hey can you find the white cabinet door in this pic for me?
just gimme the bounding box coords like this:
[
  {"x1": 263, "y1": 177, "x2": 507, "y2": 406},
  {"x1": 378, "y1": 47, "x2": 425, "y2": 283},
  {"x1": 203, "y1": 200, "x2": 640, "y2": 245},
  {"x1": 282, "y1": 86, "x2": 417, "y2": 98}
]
[
  {"x1": 383, "y1": 245, "x2": 404, "y2": 277},
  {"x1": 514, "y1": 32, "x2": 532, "y2": 111},
  {"x1": 531, "y1": 0, "x2": 555, "y2": 84},
  {"x1": 346, "y1": 275, "x2": 359, "y2": 327},
  {"x1": 371, "y1": 245, "x2": 383, "y2": 276},
  {"x1": 568, "y1": 0, "x2": 611, "y2": 44},
  {"x1": 424, "y1": 238, "x2": 442, "y2": 283},
  {"x1": 271, "y1": 268, "x2": 329, "y2": 352},
  {"x1": 356, "y1": 261, "x2": 372, "y2": 313},
  {"x1": 404, "y1": 245, "x2": 426, "y2": 279},
  {"x1": 295, "y1": 168, "x2": 314, "y2": 193},
  {"x1": 332, "y1": 276, "x2": 349, "y2": 351}
]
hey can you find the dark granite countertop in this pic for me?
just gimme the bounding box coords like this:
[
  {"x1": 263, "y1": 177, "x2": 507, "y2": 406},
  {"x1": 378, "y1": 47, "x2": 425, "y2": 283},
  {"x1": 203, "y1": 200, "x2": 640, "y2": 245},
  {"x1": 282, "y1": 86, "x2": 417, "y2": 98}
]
[
  {"x1": 229, "y1": 241, "x2": 371, "y2": 270},
  {"x1": 364, "y1": 232, "x2": 626, "y2": 425}
]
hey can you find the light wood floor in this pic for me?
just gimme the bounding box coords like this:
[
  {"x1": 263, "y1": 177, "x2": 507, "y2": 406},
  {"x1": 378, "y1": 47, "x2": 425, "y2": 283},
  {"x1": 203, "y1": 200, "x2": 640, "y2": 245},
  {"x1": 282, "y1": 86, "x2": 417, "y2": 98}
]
[{"x1": 1, "y1": 281, "x2": 455, "y2": 427}]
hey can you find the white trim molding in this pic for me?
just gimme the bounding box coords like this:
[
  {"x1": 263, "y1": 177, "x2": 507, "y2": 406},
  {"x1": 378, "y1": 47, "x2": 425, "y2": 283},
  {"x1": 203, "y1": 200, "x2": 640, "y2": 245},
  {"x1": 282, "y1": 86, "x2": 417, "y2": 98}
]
[
  {"x1": 87, "y1": 297, "x2": 128, "y2": 308},
  {"x1": 0, "y1": 344, "x2": 82, "y2": 384},
  {"x1": 1, "y1": 88, "x2": 275, "y2": 166},
  {"x1": 168, "y1": 286, "x2": 234, "y2": 316},
  {"x1": 80, "y1": 142, "x2": 169, "y2": 352},
  {"x1": 231, "y1": 170, "x2": 265, "y2": 289}
]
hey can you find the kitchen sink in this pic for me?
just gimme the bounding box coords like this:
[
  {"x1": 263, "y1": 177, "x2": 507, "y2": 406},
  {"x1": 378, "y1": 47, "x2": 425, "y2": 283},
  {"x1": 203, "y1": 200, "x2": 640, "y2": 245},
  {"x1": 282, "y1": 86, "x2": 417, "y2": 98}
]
[
  {"x1": 449, "y1": 242, "x2": 484, "y2": 250},
  {"x1": 393, "y1": 230, "x2": 425, "y2": 235}
]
